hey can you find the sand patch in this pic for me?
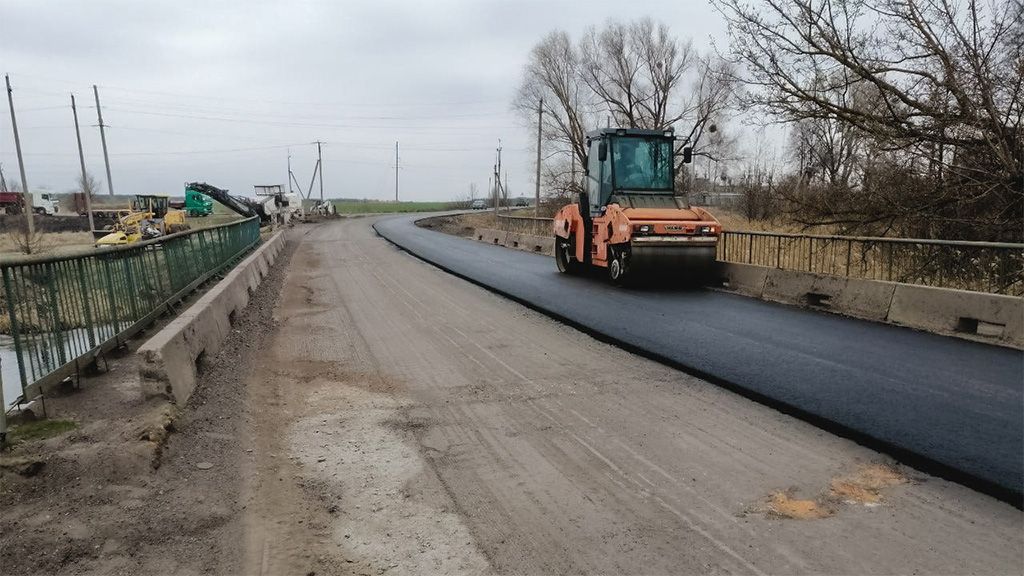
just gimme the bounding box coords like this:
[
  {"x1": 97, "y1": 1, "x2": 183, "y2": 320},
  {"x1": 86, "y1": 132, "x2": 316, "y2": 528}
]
[
  {"x1": 830, "y1": 464, "x2": 907, "y2": 505},
  {"x1": 760, "y1": 463, "x2": 909, "y2": 520},
  {"x1": 765, "y1": 491, "x2": 834, "y2": 519}
]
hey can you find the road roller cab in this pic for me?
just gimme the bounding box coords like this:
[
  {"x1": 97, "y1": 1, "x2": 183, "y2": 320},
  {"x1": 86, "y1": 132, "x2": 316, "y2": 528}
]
[{"x1": 553, "y1": 128, "x2": 720, "y2": 283}]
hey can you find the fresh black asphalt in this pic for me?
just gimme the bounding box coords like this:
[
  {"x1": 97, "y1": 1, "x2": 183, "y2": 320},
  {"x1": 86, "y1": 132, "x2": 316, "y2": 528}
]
[{"x1": 373, "y1": 214, "x2": 1024, "y2": 504}]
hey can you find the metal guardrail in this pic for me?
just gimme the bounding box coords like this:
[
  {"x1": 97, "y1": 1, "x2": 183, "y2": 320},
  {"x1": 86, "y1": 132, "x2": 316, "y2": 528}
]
[
  {"x1": 1, "y1": 217, "x2": 261, "y2": 403},
  {"x1": 720, "y1": 231, "x2": 1023, "y2": 295},
  {"x1": 495, "y1": 214, "x2": 1024, "y2": 295}
]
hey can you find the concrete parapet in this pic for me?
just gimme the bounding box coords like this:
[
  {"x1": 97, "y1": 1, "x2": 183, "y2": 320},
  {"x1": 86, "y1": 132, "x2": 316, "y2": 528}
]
[
  {"x1": 718, "y1": 262, "x2": 1020, "y2": 347},
  {"x1": 888, "y1": 284, "x2": 1023, "y2": 347},
  {"x1": 137, "y1": 231, "x2": 286, "y2": 404},
  {"x1": 716, "y1": 263, "x2": 769, "y2": 297},
  {"x1": 762, "y1": 268, "x2": 897, "y2": 322},
  {"x1": 476, "y1": 228, "x2": 554, "y2": 256}
]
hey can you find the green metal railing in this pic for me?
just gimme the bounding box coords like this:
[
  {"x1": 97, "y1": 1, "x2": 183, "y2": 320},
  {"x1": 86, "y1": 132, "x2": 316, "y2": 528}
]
[
  {"x1": 494, "y1": 214, "x2": 1024, "y2": 295},
  {"x1": 0, "y1": 217, "x2": 260, "y2": 402}
]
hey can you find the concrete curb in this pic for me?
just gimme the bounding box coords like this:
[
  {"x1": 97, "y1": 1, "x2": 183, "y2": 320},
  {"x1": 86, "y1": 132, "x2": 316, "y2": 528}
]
[{"x1": 137, "y1": 231, "x2": 286, "y2": 405}]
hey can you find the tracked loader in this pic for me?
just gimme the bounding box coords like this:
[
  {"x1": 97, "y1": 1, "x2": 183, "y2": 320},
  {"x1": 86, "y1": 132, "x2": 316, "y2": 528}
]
[{"x1": 553, "y1": 128, "x2": 721, "y2": 283}]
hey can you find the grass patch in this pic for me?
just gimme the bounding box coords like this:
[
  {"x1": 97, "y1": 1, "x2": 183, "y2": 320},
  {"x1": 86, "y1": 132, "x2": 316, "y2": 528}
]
[
  {"x1": 332, "y1": 200, "x2": 452, "y2": 214},
  {"x1": 0, "y1": 231, "x2": 96, "y2": 259},
  {"x1": 8, "y1": 419, "x2": 77, "y2": 444}
]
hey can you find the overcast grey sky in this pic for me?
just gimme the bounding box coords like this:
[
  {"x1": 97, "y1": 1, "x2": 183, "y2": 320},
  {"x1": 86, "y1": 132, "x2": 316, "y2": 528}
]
[{"x1": 2, "y1": 0, "x2": 728, "y2": 201}]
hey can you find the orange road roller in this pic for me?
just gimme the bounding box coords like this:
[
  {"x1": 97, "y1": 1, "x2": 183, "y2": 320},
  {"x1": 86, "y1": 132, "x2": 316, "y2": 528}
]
[{"x1": 553, "y1": 128, "x2": 721, "y2": 284}]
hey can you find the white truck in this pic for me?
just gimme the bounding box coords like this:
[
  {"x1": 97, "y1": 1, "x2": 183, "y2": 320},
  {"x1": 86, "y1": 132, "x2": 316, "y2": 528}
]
[{"x1": 0, "y1": 191, "x2": 60, "y2": 215}]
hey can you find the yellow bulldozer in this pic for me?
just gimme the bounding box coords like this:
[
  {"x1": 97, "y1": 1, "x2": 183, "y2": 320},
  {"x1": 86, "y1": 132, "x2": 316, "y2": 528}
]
[{"x1": 94, "y1": 195, "x2": 190, "y2": 246}]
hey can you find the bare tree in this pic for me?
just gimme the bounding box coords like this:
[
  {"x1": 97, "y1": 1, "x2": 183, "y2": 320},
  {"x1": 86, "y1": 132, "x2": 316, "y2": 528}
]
[
  {"x1": 6, "y1": 222, "x2": 43, "y2": 254},
  {"x1": 578, "y1": 19, "x2": 695, "y2": 129},
  {"x1": 515, "y1": 19, "x2": 741, "y2": 201},
  {"x1": 513, "y1": 31, "x2": 596, "y2": 170},
  {"x1": 789, "y1": 114, "x2": 863, "y2": 189},
  {"x1": 79, "y1": 171, "x2": 100, "y2": 199},
  {"x1": 713, "y1": 0, "x2": 1023, "y2": 239}
]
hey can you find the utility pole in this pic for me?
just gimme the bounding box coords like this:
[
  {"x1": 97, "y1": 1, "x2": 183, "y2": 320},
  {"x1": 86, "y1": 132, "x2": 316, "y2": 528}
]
[
  {"x1": 71, "y1": 94, "x2": 95, "y2": 233},
  {"x1": 1, "y1": 357, "x2": 7, "y2": 448},
  {"x1": 287, "y1": 149, "x2": 304, "y2": 196},
  {"x1": 93, "y1": 85, "x2": 114, "y2": 196},
  {"x1": 305, "y1": 158, "x2": 320, "y2": 200},
  {"x1": 287, "y1": 149, "x2": 293, "y2": 195},
  {"x1": 0, "y1": 163, "x2": 8, "y2": 192},
  {"x1": 312, "y1": 140, "x2": 324, "y2": 201},
  {"x1": 534, "y1": 98, "x2": 542, "y2": 217},
  {"x1": 5, "y1": 74, "x2": 34, "y2": 240},
  {"x1": 493, "y1": 140, "x2": 502, "y2": 215},
  {"x1": 394, "y1": 141, "x2": 400, "y2": 202}
]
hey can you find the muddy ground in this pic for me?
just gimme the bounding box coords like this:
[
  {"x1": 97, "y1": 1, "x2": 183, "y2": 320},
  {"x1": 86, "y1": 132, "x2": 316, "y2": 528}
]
[{"x1": 0, "y1": 233, "x2": 317, "y2": 575}]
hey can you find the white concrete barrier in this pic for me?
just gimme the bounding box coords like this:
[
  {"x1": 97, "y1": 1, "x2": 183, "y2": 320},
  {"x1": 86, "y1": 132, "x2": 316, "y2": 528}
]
[
  {"x1": 476, "y1": 228, "x2": 554, "y2": 256},
  {"x1": 888, "y1": 284, "x2": 1023, "y2": 347},
  {"x1": 718, "y1": 262, "x2": 1021, "y2": 348},
  {"x1": 716, "y1": 262, "x2": 769, "y2": 297},
  {"x1": 137, "y1": 231, "x2": 286, "y2": 404},
  {"x1": 761, "y1": 268, "x2": 897, "y2": 322}
]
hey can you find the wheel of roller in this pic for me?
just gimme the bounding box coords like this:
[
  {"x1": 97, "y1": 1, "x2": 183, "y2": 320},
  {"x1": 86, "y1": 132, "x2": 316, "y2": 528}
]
[{"x1": 555, "y1": 237, "x2": 580, "y2": 275}]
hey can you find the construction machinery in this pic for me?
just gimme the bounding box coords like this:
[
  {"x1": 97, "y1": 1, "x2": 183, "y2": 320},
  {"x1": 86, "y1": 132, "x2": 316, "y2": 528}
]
[
  {"x1": 185, "y1": 182, "x2": 279, "y2": 225},
  {"x1": 553, "y1": 128, "x2": 720, "y2": 283},
  {"x1": 169, "y1": 188, "x2": 214, "y2": 217},
  {"x1": 94, "y1": 195, "x2": 189, "y2": 246}
]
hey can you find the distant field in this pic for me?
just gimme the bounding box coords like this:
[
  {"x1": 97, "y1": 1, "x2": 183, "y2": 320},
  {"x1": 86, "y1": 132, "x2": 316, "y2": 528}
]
[{"x1": 332, "y1": 201, "x2": 452, "y2": 214}]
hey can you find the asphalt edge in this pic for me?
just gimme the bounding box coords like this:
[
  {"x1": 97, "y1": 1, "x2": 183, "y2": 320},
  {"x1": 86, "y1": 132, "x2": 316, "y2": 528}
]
[{"x1": 372, "y1": 217, "x2": 1023, "y2": 509}]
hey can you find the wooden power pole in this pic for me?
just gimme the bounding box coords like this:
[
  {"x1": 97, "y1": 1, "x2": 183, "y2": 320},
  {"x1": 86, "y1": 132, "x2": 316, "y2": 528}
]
[
  {"x1": 71, "y1": 94, "x2": 95, "y2": 233},
  {"x1": 93, "y1": 85, "x2": 114, "y2": 196},
  {"x1": 315, "y1": 140, "x2": 324, "y2": 201},
  {"x1": 5, "y1": 74, "x2": 34, "y2": 240}
]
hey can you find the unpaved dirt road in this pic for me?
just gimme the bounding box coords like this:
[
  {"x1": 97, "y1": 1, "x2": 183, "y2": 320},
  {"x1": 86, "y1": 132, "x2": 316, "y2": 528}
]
[
  {"x1": 2, "y1": 217, "x2": 1020, "y2": 575},
  {"x1": 248, "y1": 217, "x2": 1021, "y2": 575}
]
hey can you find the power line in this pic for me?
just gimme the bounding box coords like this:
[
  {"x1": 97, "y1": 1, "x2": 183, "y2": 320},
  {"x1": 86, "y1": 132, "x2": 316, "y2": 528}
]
[
  {"x1": 94, "y1": 96, "x2": 505, "y2": 121},
  {"x1": 5, "y1": 72, "x2": 506, "y2": 109},
  {"x1": 100, "y1": 107, "x2": 516, "y2": 131}
]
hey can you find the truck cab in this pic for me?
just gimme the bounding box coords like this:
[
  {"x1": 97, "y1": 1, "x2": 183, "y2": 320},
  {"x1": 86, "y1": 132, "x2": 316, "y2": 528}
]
[
  {"x1": 0, "y1": 191, "x2": 59, "y2": 215},
  {"x1": 32, "y1": 192, "x2": 59, "y2": 215},
  {"x1": 184, "y1": 188, "x2": 214, "y2": 217}
]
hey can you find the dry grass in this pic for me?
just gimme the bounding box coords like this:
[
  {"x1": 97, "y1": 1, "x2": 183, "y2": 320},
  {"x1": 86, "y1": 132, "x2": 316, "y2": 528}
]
[
  {"x1": 0, "y1": 231, "x2": 96, "y2": 259},
  {"x1": 702, "y1": 208, "x2": 836, "y2": 235}
]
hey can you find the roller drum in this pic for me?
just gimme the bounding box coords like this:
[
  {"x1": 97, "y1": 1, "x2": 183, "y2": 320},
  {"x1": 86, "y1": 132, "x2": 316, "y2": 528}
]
[{"x1": 628, "y1": 244, "x2": 717, "y2": 281}]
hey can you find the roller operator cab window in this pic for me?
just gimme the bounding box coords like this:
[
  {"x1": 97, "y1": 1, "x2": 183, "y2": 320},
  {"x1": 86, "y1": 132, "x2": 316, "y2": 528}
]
[{"x1": 612, "y1": 137, "x2": 673, "y2": 192}]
